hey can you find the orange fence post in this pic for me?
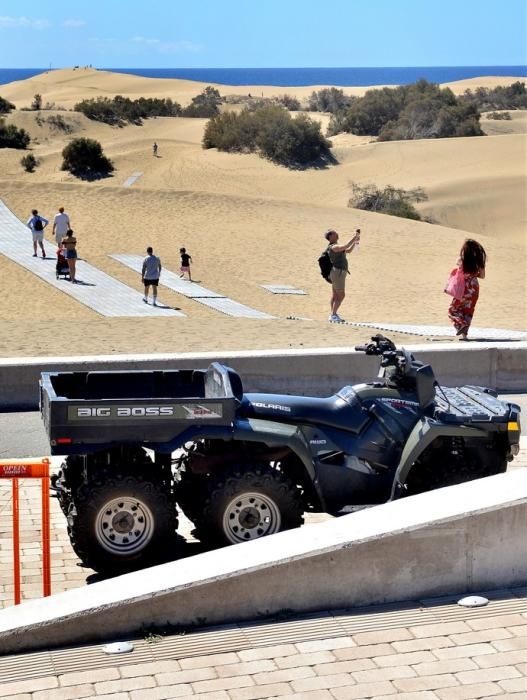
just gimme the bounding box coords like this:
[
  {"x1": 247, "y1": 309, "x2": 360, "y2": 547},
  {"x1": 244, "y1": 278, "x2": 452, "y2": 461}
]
[{"x1": 0, "y1": 458, "x2": 51, "y2": 605}]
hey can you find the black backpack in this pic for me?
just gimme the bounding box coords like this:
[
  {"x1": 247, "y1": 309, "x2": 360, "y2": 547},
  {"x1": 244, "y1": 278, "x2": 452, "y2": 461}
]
[
  {"x1": 318, "y1": 248, "x2": 333, "y2": 282},
  {"x1": 33, "y1": 217, "x2": 43, "y2": 231}
]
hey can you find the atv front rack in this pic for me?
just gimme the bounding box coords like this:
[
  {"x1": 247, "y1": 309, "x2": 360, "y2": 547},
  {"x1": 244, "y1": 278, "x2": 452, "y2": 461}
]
[{"x1": 434, "y1": 386, "x2": 511, "y2": 424}]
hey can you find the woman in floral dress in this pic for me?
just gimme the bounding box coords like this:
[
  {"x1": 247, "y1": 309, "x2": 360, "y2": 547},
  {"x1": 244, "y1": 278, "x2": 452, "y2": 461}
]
[{"x1": 448, "y1": 239, "x2": 486, "y2": 340}]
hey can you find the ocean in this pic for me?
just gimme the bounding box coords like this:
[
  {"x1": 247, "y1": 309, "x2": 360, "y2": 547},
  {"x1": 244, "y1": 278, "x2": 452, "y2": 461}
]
[{"x1": 0, "y1": 66, "x2": 526, "y2": 88}]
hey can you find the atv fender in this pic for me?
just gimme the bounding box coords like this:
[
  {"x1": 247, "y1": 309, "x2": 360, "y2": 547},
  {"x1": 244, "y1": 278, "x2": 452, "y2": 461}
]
[
  {"x1": 390, "y1": 417, "x2": 487, "y2": 500},
  {"x1": 233, "y1": 417, "x2": 326, "y2": 508}
]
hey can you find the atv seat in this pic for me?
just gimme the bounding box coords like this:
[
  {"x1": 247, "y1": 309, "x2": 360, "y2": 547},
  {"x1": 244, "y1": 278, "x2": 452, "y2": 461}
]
[{"x1": 241, "y1": 390, "x2": 369, "y2": 433}]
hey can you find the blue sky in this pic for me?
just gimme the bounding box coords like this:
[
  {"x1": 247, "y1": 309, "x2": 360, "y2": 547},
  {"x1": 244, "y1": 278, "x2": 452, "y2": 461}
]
[{"x1": 0, "y1": 0, "x2": 526, "y2": 68}]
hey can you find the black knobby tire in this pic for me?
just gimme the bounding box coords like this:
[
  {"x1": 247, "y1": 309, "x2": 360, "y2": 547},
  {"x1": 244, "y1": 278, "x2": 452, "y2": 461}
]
[
  {"x1": 68, "y1": 473, "x2": 178, "y2": 574},
  {"x1": 175, "y1": 469, "x2": 209, "y2": 525},
  {"x1": 194, "y1": 464, "x2": 304, "y2": 546}
]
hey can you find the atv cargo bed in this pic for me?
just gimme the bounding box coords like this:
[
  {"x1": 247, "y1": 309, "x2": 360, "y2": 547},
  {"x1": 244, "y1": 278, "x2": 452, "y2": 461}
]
[{"x1": 40, "y1": 362, "x2": 242, "y2": 453}]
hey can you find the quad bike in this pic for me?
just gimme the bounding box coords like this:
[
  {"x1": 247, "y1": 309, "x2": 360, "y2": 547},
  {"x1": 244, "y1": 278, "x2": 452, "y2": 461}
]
[{"x1": 42, "y1": 335, "x2": 521, "y2": 573}]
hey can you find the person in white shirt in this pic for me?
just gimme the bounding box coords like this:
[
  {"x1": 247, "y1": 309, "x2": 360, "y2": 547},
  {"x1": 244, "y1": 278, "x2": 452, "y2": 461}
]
[
  {"x1": 141, "y1": 246, "x2": 162, "y2": 306},
  {"x1": 52, "y1": 207, "x2": 71, "y2": 247},
  {"x1": 26, "y1": 209, "x2": 49, "y2": 258}
]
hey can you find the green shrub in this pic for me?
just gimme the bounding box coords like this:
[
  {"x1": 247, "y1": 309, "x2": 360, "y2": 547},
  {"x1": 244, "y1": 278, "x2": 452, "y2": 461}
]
[
  {"x1": 348, "y1": 182, "x2": 428, "y2": 220},
  {"x1": 486, "y1": 111, "x2": 512, "y2": 120},
  {"x1": 0, "y1": 120, "x2": 30, "y2": 149},
  {"x1": 460, "y1": 82, "x2": 527, "y2": 111},
  {"x1": 75, "y1": 96, "x2": 182, "y2": 125},
  {"x1": 203, "y1": 105, "x2": 332, "y2": 166},
  {"x1": 0, "y1": 96, "x2": 15, "y2": 114},
  {"x1": 275, "y1": 94, "x2": 301, "y2": 111},
  {"x1": 20, "y1": 153, "x2": 39, "y2": 171},
  {"x1": 332, "y1": 79, "x2": 483, "y2": 140},
  {"x1": 61, "y1": 137, "x2": 114, "y2": 178},
  {"x1": 182, "y1": 86, "x2": 222, "y2": 118},
  {"x1": 308, "y1": 88, "x2": 354, "y2": 113},
  {"x1": 31, "y1": 93, "x2": 42, "y2": 110}
]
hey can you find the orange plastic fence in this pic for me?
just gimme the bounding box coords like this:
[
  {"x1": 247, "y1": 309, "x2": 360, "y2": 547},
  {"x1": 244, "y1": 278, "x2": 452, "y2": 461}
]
[{"x1": 0, "y1": 458, "x2": 51, "y2": 605}]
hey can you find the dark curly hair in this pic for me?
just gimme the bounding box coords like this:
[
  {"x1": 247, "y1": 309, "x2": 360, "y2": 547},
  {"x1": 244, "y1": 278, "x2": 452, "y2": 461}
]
[{"x1": 460, "y1": 239, "x2": 486, "y2": 275}]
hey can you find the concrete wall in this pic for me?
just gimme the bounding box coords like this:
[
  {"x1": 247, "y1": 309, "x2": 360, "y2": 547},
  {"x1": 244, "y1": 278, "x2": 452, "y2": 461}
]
[
  {"x1": 1, "y1": 469, "x2": 525, "y2": 653},
  {"x1": 1, "y1": 341, "x2": 527, "y2": 409}
]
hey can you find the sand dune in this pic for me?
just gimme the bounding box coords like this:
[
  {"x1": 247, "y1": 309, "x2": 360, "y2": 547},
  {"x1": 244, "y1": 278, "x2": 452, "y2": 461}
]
[{"x1": 0, "y1": 69, "x2": 525, "y2": 358}]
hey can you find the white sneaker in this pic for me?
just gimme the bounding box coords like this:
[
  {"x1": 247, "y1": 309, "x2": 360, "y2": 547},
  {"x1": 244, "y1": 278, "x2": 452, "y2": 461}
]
[
  {"x1": 331, "y1": 314, "x2": 345, "y2": 322},
  {"x1": 143, "y1": 297, "x2": 148, "y2": 304}
]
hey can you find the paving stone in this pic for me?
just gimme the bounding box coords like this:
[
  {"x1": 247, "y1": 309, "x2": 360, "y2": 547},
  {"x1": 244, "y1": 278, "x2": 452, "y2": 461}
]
[
  {"x1": 275, "y1": 651, "x2": 336, "y2": 668},
  {"x1": 467, "y1": 615, "x2": 527, "y2": 631},
  {"x1": 192, "y1": 675, "x2": 254, "y2": 693},
  {"x1": 155, "y1": 668, "x2": 217, "y2": 685},
  {"x1": 192, "y1": 692, "x2": 230, "y2": 700},
  {"x1": 227, "y1": 683, "x2": 293, "y2": 699},
  {"x1": 94, "y1": 676, "x2": 156, "y2": 693},
  {"x1": 376, "y1": 693, "x2": 440, "y2": 700},
  {"x1": 507, "y1": 625, "x2": 527, "y2": 637},
  {"x1": 456, "y1": 667, "x2": 521, "y2": 684},
  {"x1": 413, "y1": 659, "x2": 478, "y2": 676},
  {"x1": 216, "y1": 660, "x2": 276, "y2": 677},
  {"x1": 59, "y1": 668, "x2": 120, "y2": 686},
  {"x1": 352, "y1": 666, "x2": 416, "y2": 683},
  {"x1": 253, "y1": 666, "x2": 315, "y2": 684},
  {"x1": 331, "y1": 680, "x2": 397, "y2": 699},
  {"x1": 411, "y1": 622, "x2": 472, "y2": 638},
  {"x1": 238, "y1": 644, "x2": 297, "y2": 661},
  {"x1": 331, "y1": 642, "x2": 395, "y2": 661},
  {"x1": 290, "y1": 672, "x2": 353, "y2": 692},
  {"x1": 92, "y1": 694, "x2": 130, "y2": 700},
  {"x1": 33, "y1": 686, "x2": 94, "y2": 700},
  {"x1": 435, "y1": 682, "x2": 505, "y2": 699},
  {"x1": 179, "y1": 652, "x2": 239, "y2": 669},
  {"x1": 450, "y1": 629, "x2": 513, "y2": 645},
  {"x1": 492, "y1": 636, "x2": 527, "y2": 651},
  {"x1": 499, "y1": 677, "x2": 527, "y2": 693},
  {"x1": 130, "y1": 686, "x2": 193, "y2": 699},
  {"x1": 433, "y1": 643, "x2": 497, "y2": 659},
  {"x1": 352, "y1": 628, "x2": 413, "y2": 645},
  {"x1": 268, "y1": 692, "x2": 332, "y2": 700},
  {"x1": 294, "y1": 636, "x2": 355, "y2": 653},
  {"x1": 392, "y1": 636, "x2": 455, "y2": 652},
  {"x1": 393, "y1": 674, "x2": 459, "y2": 692},
  {"x1": 476, "y1": 650, "x2": 527, "y2": 668},
  {"x1": 374, "y1": 650, "x2": 436, "y2": 667},
  {"x1": 0, "y1": 676, "x2": 58, "y2": 697},
  {"x1": 119, "y1": 660, "x2": 181, "y2": 678},
  {"x1": 313, "y1": 659, "x2": 375, "y2": 675}
]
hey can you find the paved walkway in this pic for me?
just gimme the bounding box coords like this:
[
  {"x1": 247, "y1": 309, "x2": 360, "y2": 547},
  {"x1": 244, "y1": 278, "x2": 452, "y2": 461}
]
[
  {"x1": 0, "y1": 201, "x2": 183, "y2": 318},
  {"x1": 341, "y1": 322, "x2": 527, "y2": 341},
  {"x1": 112, "y1": 255, "x2": 275, "y2": 319}
]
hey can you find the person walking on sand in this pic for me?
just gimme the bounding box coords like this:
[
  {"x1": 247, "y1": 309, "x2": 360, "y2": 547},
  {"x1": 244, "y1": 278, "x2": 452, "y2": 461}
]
[
  {"x1": 152, "y1": 142, "x2": 158, "y2": 156},
  {"x1": 448, "y1": 238, "x2": 486, "y2": 340},
  {"x1": 325, "y1": 228, "x2": 360, "y2": 322},
  {"x1": 62, "y1": 228, "x2": 78, "y2": 283},
  {"x1": 179, "y1": 247, "x2": 193, "y2": 281},
  {"x1": 142, "y1": 246, "x2": 162, "y2": 305},
  {"x1": 52, "y1": 206, "x2": 71, "y2": 247},
  {"x1": 26, "y1": 209, "x2": 49, "y2": 258}
]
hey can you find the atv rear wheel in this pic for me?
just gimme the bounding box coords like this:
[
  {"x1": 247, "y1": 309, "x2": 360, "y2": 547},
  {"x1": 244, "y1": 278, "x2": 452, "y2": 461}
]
[
  {"x1": 68, "y1": 473, "x2": 178, "y2": 574},
  {"x1": 194, "y1": 464, "x2": 304, "y2": 546}
]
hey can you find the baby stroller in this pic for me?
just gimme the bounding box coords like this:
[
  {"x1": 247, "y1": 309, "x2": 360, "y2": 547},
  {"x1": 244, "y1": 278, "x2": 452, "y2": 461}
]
[{"x1": 56, "y1": 247, "x2": 70, "y2": 280}]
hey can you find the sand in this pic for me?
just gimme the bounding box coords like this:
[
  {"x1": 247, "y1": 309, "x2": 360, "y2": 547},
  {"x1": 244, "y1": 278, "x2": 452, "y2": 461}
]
[{"x1": 0, "y1": 69, "x2": 525, "y2": 359}]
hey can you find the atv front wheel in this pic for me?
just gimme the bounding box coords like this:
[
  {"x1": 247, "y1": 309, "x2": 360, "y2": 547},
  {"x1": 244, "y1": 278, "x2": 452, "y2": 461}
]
[
  {"x1": 195, "y1": 464, "x2": 304, "y2": 546},
  {"x1": 69, "y1": 474, "x2": 178, "y2": 574}
]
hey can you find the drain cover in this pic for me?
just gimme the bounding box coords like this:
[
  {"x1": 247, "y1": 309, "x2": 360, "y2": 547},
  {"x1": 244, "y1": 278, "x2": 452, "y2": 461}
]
[
  {"x1": 102, "y1": 641, "x2": 134, "y2": 654},
  {"x1": 457, "y1": 595, "x2": 489, "y2": 608}
]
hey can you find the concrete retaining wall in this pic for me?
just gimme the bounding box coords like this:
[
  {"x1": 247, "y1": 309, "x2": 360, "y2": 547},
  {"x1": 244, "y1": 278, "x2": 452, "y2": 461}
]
[
  {"x1": 0, "y1": 470, "x2": 526, "y2": 653},
  {"x1": 1, "y1": 341, "x2": 527, "y2": 410}
]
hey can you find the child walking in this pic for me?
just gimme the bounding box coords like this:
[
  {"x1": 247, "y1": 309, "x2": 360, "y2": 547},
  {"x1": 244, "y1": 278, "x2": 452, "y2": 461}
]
[{"x1": 179, "y1": 247, "x2": 193, "y2": 281}]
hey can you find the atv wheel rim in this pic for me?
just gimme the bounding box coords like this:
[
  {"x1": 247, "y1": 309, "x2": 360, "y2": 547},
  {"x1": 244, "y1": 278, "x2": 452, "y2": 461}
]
[
  {"x1": 95, "y1": 497, "x2": 154, "y2": 556},
  {"x1": 222, "y1": 492, "x2": 281, "y2": 544}
]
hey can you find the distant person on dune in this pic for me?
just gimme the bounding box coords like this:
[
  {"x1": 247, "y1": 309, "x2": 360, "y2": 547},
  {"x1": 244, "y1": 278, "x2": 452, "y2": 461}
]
[
  {"x1": 448, "y1": 238, "x2": 486, "y2": 341},
  {"x1": 52, "y1": 206, "x2": 71, "y2": 247},
  {"x1": 325, "y1": 228, "x2": 360, "y2": 322},
  {"x1": 26, "y1": 209, "x2": 49, "y2": 258},
  {"x1": 142, "y1": 246, "x2": 162, "y2": 305},
  {"x1": 152, "y1": 142, "x2": 158, "y2": 156},
  {"x1": 179, "y1": 247, "x2": 193, "y2": 281}
]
